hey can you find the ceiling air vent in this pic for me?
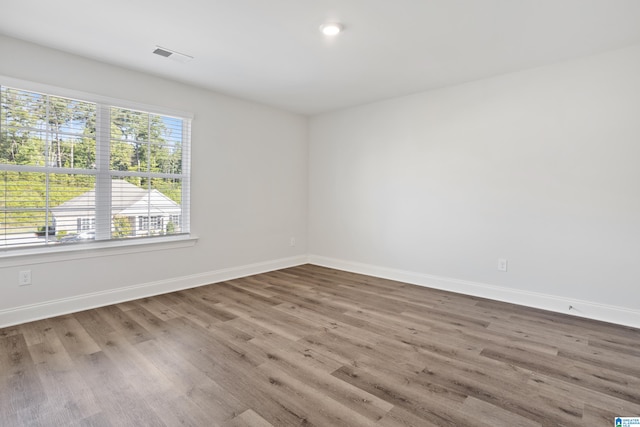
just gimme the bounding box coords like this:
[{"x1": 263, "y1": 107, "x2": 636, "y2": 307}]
[
  {"x1": 152, "y1": 46, "x2": 193, "y2": 63},
  {"x1": 153, "y1": 47, "x2": 172, "y2": 57}
]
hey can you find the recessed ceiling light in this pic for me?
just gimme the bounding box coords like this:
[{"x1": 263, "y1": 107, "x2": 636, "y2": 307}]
[
  {"x1": 153, "y1": 46, "x2": 194, "y2": 63},
  {"x1": 319, "y1": 23, "x2": 343, "y2": 36}
]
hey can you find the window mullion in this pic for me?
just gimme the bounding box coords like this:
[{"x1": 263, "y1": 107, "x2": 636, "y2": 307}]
[
  {"x1": 94, "y1": 104, "x2": 111, "y2": 240},
  {"x1": 146, "y1": 115, "x2": 151, "y2": 234},
  {"x1": 181, "y1": 119, "x2": 191, "y2": 233},
  {"x1": 44, "y1": 96, "x2": 51, "y2": 244}
]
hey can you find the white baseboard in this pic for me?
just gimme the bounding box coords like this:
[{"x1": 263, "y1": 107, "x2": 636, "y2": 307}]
[
  {"x1": 308, "y1": 255, "x2": 640, "y2": 330},
  {"x1": 0, "y1": 255, "x2": 308, "y2": 329}
]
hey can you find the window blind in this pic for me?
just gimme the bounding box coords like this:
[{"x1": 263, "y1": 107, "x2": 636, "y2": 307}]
[{"x1": 0, "y1": 84, "x2": 191, "y2": 251}]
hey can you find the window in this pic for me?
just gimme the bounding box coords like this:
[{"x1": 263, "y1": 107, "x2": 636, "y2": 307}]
[
  {"x1": 138, "y1": 216, "x2": 149, "y2": 231},
  {"x1": 150, "y1": 216, "x2": 163, "y2": 231},
  {"x1": 0, "y1": 81, "x2": 191, "y2": 252},
  {"x1": 78, "y1": 217, "x2": 95, "y2": 232},
  {"x1": 138, "y1": 216, "x2": 163, "y2": 234}
]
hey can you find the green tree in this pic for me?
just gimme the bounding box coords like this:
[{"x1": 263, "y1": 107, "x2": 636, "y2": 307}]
[
  {"x1": 1, "y1": 88, "x2": 41, "y2": 165},
  {"x1": 112, "y1": 215, "x2": 132, "y2": 238},
  {"x1": 34, "y1": 95, "x2": 72, "y2": 167}
]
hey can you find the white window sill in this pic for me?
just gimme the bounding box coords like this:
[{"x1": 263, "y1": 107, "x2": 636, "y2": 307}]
[{"x1": 0, "y1": 234, "x2": 199, "y2": 267}]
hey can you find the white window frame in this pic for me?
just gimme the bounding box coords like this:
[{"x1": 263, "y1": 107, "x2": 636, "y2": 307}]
[
  {"x1": 0, "y1": 76, "x2": 195, "y2": 261},
  {"x1": 150, "y1": 216, "x2": 163, "y2": 231},
  {"x1": 139, "y1": 216, "x2": 149, "y2": 231},
  {"x1": 78, "y1": 217, "x2": 95, "y2": 232}
]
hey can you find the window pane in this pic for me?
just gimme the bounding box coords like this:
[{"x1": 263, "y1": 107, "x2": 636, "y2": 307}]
[
  {"x1": 110, "y1": 140, "x2": 136, "y2": 171},
  {"x1": 111, "y1": 176, "x2": 182, "y2": 238},
  {"x1": 151, "y1": 178, "x2": 182, "y2": 235},
  {"x1": 1, "y1": 88, "x2": 96, "y2": 169},
  {"x1": 54, "y1": 136, "x2": 96, "y2": 169},
  {"x1": 0, "y1": 87, "x2": 45, "y2": 132},
  {"x1": 0, "y1": 128, "x2": 47, "y2": 166},
  {"x1": 1, "y1": 88, "x2": 46, "y2": 166},
  {"x1": 150, "y1": 114, "x2": 182, "y2": 175},
  {"x1": 110, "y1": 108, "x2": 151, "y2": 172},
  {"x1": 0, "y1": 171, "x2": 48, "y2": 248},
  {"x1": 111, "y1": 177, "x2": 146, "y2": 238},
  {"x1": 110, "y1": 108, "x2": 183, "y2": 175},
  {"x1": 50, "y1": 174, "x2": 96, "y2": 242},
  {"x1": 0, "y1": 172, "x2": 94, "y2": 247},
  {"x1": 46, "y1": 96, "x2": 95, "y2": 170}
]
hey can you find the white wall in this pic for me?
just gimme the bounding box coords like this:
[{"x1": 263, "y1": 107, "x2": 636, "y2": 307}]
[
  {"x1": 0, "y1": 35, "x2": 308, "y2": 326},
  {"x1": 309, "y1": 44, "x2": 640, "y2": 326}
]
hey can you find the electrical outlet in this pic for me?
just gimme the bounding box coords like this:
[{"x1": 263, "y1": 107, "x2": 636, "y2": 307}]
[
  {"x1": 497, "y1": 258, "x2": 508, "y2": 272},
  {"x1": 19, "y1": 270, "x2": 32, "y2": 286},
  {"x1": 290, "y1": 237, "x2": 296, "y2": 247}
]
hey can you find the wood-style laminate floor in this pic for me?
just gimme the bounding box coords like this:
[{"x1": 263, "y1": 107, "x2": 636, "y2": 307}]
[{"x1": 1, "y1": 264, "x2": 639, "y2": 426}]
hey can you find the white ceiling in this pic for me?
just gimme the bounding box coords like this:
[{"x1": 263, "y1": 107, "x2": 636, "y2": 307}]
[{"x1": 2, "y1": 0, "x2": 640, "y2": 115}]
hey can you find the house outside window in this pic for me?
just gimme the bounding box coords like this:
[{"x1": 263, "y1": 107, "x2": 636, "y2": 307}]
[{"x1": 0, "y1": 80, "x2": 191, "y2": 251}]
